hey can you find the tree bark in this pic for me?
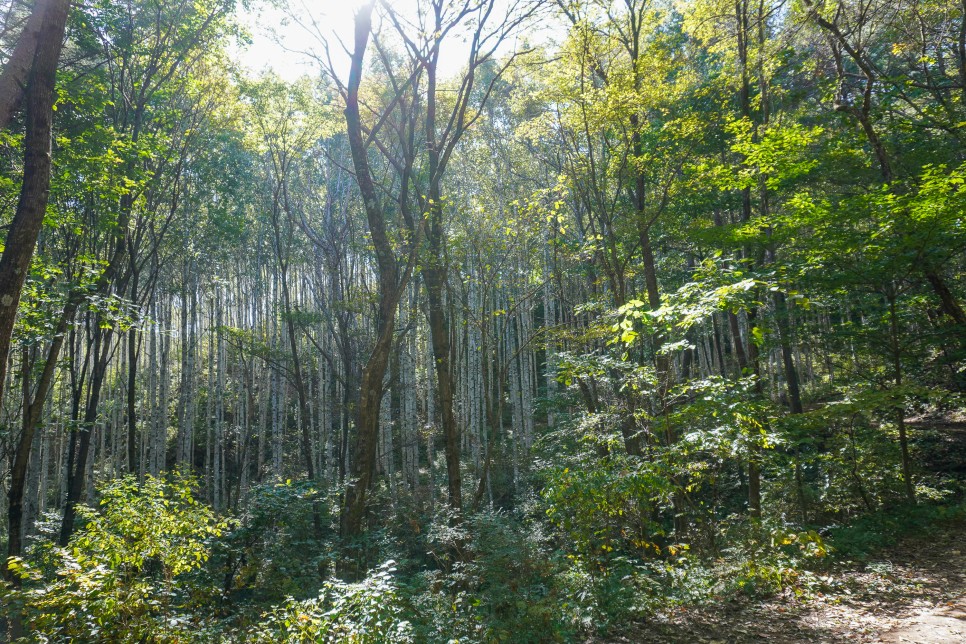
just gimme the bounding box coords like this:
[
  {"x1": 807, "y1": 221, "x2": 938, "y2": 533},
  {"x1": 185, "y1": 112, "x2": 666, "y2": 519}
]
[
  {"x1": 424, "y1": 264, "x2": 462, "y2": 510},
  {"x1": 339, "y1": 0, "x2": 414, "y2": 545},
  {"x1": 888, "y1": 294, "x2": 916, "y2": 503},
  {"x1": 7, "y1": 302, "x2": 76, "y2": 571},
  {"x1": 0, "y1": 0, "x2": 53, "y2": 130},
  {"x1": 126, "y1": 269, "x2": 140, "y2": 472},
  {"x1": 0, "y1": 0, "x2": 70, "y2": 411},
  {"x1": 60, "y1": 325, "x2": 113, "y2": 545}
]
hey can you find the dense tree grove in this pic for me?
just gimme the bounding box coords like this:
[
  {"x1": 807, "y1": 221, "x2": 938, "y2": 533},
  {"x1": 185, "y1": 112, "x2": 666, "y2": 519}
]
[{"x1": 0, "y1": 0, "x2": 964, "y2": 640}]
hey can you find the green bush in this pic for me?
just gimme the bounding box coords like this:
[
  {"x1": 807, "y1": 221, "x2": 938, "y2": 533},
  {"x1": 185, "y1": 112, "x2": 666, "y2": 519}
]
[
  {"x1": 5, "y1": 474, "x2": 225, "y2": 643},
  {"x1": 214, "y1": 479, "x2": 332, "y2": 604},
  {"x1": 410, "y1": 508, "x2": 572, "y2": 643},
  {"x1": 827, "y1": 501, "x2": 966, "y2": 560},
  {"x1": 249, "y1": 560, "x2": 413, "y2": 643}
]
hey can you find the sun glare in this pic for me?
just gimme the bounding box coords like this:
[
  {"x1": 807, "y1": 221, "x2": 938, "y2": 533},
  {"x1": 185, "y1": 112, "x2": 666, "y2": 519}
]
[{"x1": 239, "y1": 0, "x2": 464, "y2": 81}]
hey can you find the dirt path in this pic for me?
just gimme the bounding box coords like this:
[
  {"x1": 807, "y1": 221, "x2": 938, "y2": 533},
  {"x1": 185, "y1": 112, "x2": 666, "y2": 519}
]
[
  {"x1": 606, "y1": 518, "x2": 966, "y2": 643},
  {"x1": 879, "y1": 602, "x2": 966, "y2": 643}
]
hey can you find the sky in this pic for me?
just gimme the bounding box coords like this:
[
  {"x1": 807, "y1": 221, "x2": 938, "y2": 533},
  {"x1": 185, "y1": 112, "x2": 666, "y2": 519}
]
[
  {"x1": 234, "y1": 0, "x2": 558, "y2": 83},
  {"x1": 235, "y1": 0, "x2": 356, "y2": 81}
]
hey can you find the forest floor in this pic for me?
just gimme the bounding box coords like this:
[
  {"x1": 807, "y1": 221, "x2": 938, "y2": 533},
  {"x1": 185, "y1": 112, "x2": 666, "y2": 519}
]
[{"x1": 608, "y1": 515, "x2": 966, "y2": 643}]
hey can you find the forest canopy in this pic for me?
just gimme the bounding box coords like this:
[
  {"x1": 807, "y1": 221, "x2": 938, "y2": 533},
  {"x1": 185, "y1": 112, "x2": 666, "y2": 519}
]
[{"x1": 0, "y1": 0, "x2": 964, "y2": 641}]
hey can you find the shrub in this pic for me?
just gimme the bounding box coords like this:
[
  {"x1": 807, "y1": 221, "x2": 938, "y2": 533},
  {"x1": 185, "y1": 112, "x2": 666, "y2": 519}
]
[
  {"x1": 214, "y1": 479, "x2": 332, "y2": 604},
  {"x1": 411, "y1": 508, "x2": 572, "y2": 643},
  {"x1": 249, "y1": 560, "x2": 413, "y2": 643},
  {"x1": 5, "y1": 474, "x2": 225, "y2": 643}
]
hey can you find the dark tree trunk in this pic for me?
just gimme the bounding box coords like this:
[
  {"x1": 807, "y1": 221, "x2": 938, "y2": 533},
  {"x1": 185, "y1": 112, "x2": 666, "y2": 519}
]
[
  {"x1": 7, "y1": 302, "x2": 76, "y2": 571},
  {"x1": 339, "y1": 0, "x2": 412, "y2": 546},
  {"x1": 888, "y1": 294, "x2": 916, "y2": 503},
  {"x1": 0, "y1": 0, "x2": 70, "y2": 410},
  {"x1": 0, "y1": 0, "x2": 56, "y2": 130},
  {"x1": 925, "y1": 270, "x2": 966, "y2": 327},
  {"x1": 127, "y1": 269, "x2": 140, "y2": 472},
  {"x1": 423, "y1": 264, "x2": 462, "y2": 510},
  {"x1": 60, "y1": 325, "x2": 113, "y2": 545}
]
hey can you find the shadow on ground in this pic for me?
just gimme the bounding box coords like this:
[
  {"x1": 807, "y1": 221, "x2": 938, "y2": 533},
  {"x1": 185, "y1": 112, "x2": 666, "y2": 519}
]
[{"x1": 598, "y1": 516, "x2": 966, "y2": 643}]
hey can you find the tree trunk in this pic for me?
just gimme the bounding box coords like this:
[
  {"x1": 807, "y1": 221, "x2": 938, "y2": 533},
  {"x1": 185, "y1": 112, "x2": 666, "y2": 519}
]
[
  {"x1": 424, "y1": 264, "x2": 462, "y2": 511},
  {"x1": 60, "y1": 325, "x2": 113, "y2": 545},
  {"x1": 7, "y1": 302, "x2": 76, "y2": 571},
  {"x1": 126, "y1": 270, "x2": 140, "y2": 472},
  {"x1": 0, "y1": 0, "x2": 56, "y2": 130},
  {"x1": 888, "y1": 294, "x2": 916, "y2": 503},
  {"x1": 339, "y1": 0, "x2": 413, "y2": 545},
  {"x1": 0, "y1": 0, "x2": 70, "y2": 410}
]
